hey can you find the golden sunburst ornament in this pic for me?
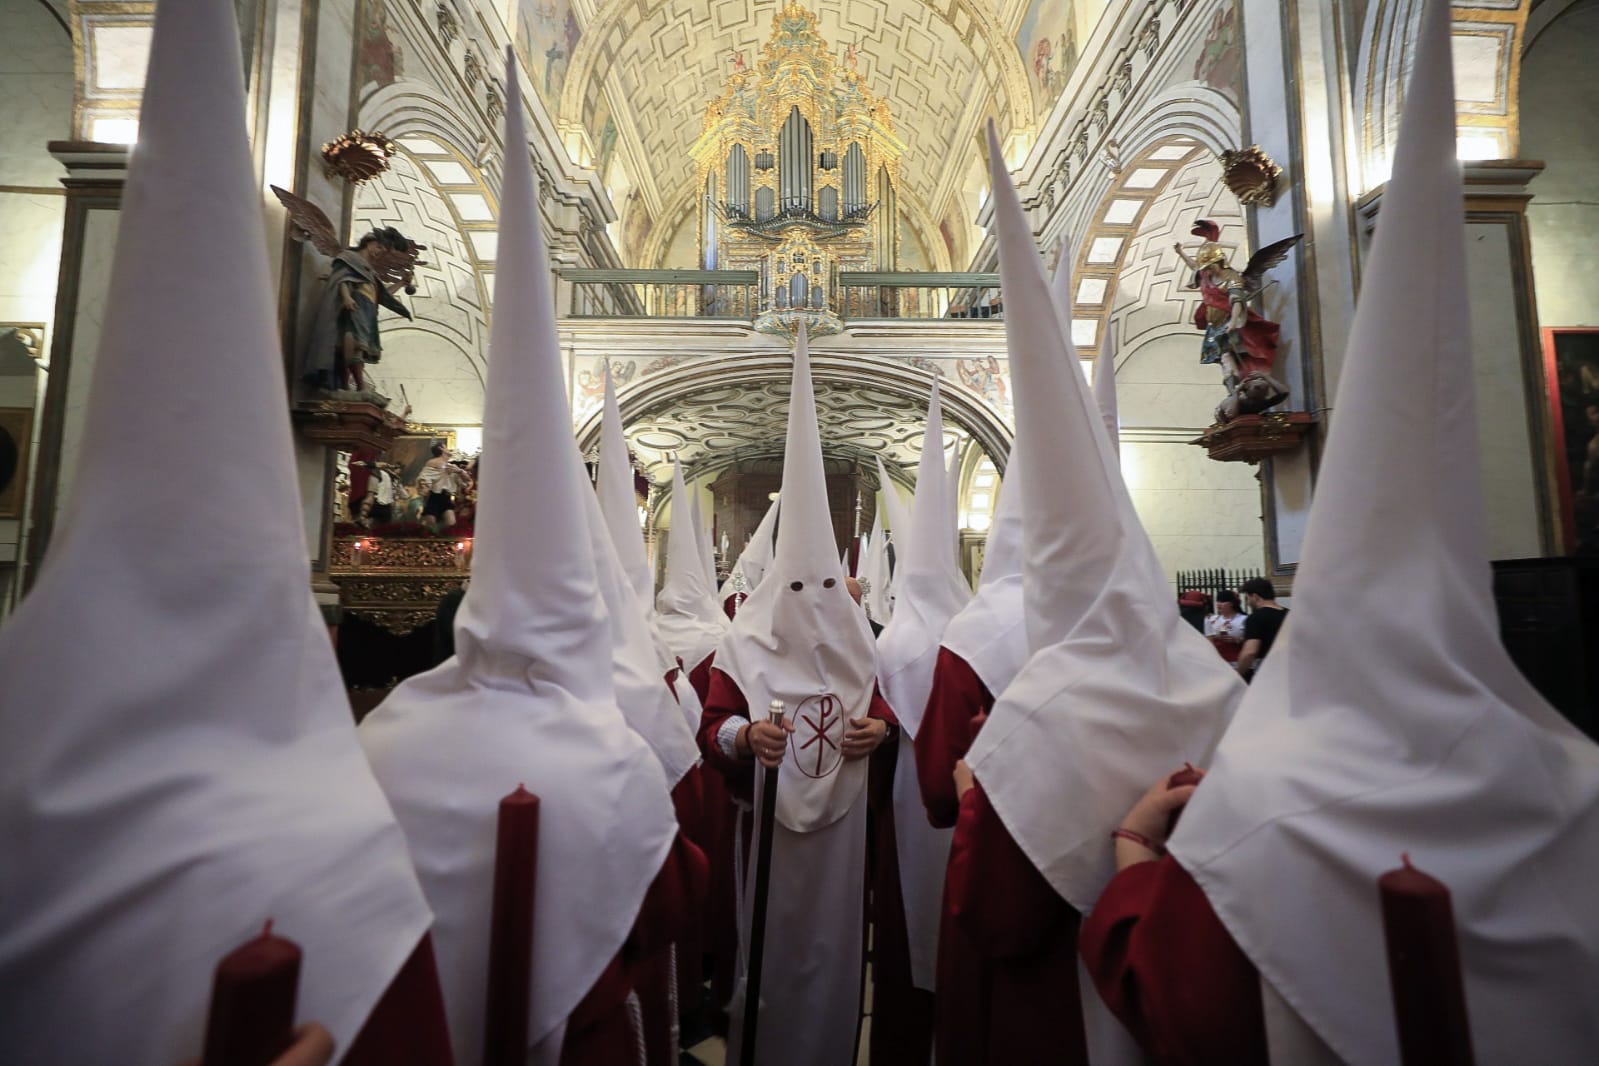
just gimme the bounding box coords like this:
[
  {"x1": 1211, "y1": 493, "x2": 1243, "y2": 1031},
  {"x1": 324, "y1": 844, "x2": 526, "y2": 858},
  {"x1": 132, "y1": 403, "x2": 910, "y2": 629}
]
[{"x1": 321, "y1": 129, "x2": 400, "y2": 185}]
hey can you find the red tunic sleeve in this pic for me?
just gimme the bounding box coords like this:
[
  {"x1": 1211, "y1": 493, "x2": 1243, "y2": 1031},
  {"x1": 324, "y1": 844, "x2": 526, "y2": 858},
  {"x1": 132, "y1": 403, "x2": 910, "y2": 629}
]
[
  {"x1": 1078, "y1": 858, "x2": 1268, "y2": 1066},
  {"x1": 699, "y1": 667, "x2": 755, "y2": 803},
  {"x1": 687, "y1": 653, "x2": 715, "y2": 706},
  {"x1": 914, "y1": 648, "x2": 992, "y2": 829},
  {"x1": 947, "y1": 783, "x2": 1069, "y2": 958}
]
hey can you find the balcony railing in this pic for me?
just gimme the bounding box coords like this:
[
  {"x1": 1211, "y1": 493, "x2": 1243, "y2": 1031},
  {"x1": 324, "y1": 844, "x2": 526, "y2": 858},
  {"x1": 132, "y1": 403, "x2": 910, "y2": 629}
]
[
  {"x1": 561, "y1": 268, "x2": 759, "y2": 319},
  {"x1": 836, "y1": 272, "x2": 1002, "y2": 322},
  {"x1": 559, "y1": 269, "x2": 1002, "y2": 323}
]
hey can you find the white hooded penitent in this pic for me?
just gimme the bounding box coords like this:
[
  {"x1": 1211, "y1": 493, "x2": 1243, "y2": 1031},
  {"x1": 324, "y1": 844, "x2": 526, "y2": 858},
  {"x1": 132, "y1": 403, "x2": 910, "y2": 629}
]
[
  {"x1": 719, "y1": 492, "x2": 779, "y2": 606},
  {"x1": 966, "y1": 117, "x2": 1242, "y2": 915},
  {"x1": 940, "y1": 442, "x2": 1027, "y2": 698},
  {"x1": 875, "y1": 378, "x2": 972, "y2": 990},
  {"x1": 0, "y1": 1, "x2": 432, "y2": 1059},
  {"x1": 861, "y1": 500, "x2": 890, "y2": 622},
  {"x1": 875, "y1": 454, "x2": 913, "y2": 619},
  {"x1": 715, "y1": 324, "x2": 879, "y2": 1066},
  {"x1": 1092, "y1": 326, "x2": 1120, "y2": 456},
  {"x1": 597, "y1": 364, "x2": 653, "y2": 600},
  {"x1": 359, "y1": 50, "x2": 676, "y2": 1066},
  {"x1": 1171, "y1": 2, "x2": 1599, "y2": 1062},
  {"x1": 657, "y1": 458, "x2": 732, "y2": 673}
]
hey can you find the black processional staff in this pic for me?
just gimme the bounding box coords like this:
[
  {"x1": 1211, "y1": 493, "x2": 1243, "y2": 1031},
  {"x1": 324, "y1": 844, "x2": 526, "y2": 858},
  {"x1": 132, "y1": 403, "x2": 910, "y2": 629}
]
[{"x1": 739, "y1": 699, "x2": 786, "y2": 1066}]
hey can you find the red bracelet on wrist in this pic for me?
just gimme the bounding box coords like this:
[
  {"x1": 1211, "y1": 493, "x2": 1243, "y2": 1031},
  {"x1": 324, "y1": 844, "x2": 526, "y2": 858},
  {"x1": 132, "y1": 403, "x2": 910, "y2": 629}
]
[{"x1": 1111, "y1": 827, "x2": 1161, "y2": 853}]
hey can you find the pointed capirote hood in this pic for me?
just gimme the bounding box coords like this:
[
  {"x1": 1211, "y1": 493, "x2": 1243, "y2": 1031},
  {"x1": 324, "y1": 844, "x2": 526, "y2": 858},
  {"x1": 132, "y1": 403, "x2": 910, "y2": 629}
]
[
  {"x1": 598, "y1": 365, "x2": 653, "y2": 599},
  {"x1": 877, "y1": 378, "x2": 973, "y2": 738},
  {"x1": 860, "y1": 504, "x2": 886, "y2": 619},
  {"x1": 579, "y1": 481, "x2": 701, "y2": 785},
  {"x1": 1172, "y1": 3, "x2": 1599, "y2": 1061},
  {"x1": 359, "y1": 51, "x2": 675, "y2": 1066},
  {"x1": 941, "y1": 443, "x2": 1027, "y2": 696},
  {"x1": 947, "y1": 446, "x2": 964, "y2": 557},
  {"x1": 964, "y1": 119, "x2": 1242, "y2": 915},
  {"x1": 0, "y1": 2, "x2": 432, "y2": 1060},
  {"x1": 1092, "y1": 327, "x2": 1120, "y2": 455},
  {"x1": 719, "y1": 492, "x2": 779, "y2": 603},
  {"x1": 656, "y1": 458, "x2": 731, "y2": 670},
  {"x1": 714, "y1": 324, "x2": 878, "y2": 833},
  {"x1": 690, "y1": 475, "x2": 719, "y2": 590}
]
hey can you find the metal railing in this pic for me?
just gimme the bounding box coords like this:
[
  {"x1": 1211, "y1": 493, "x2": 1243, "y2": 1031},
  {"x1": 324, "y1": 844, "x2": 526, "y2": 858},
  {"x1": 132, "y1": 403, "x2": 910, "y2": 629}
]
[
  {"x1": 837, "y1": 272, "x2": 1003, "y2": 322},
  {"x1": 561, "y1": 269, "x2": 760, "y2": 319},
  {"x1": 558, "y1": 268, "x2": 1005, "y2": 324},
  {"x1": 1173, "y1": 569, "x2": 1268, "y2": 611}
]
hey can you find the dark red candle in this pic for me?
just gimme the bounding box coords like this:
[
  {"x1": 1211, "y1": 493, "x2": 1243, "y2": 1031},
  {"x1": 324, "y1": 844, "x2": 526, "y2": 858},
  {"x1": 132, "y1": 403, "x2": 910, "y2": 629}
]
[
  {"x1": 201, "y1": 920, "x2": 301, "y2": 1066},
  {"x1": 1165, "y1": 762, "x2": 1203, "y2": 835},
  {"x1": 483, "y1": 784, "x2": 540, "y2": 1066},
  {"x1": 1378, "y1": 854, "x2": 1475, "y2": 1066}
]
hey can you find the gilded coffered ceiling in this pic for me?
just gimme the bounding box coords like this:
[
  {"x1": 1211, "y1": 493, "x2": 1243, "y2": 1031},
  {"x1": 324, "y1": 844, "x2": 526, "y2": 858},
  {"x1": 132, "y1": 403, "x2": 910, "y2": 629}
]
[{"x1": 504, "y1": 0, "x2": 1111, "y2": 265}]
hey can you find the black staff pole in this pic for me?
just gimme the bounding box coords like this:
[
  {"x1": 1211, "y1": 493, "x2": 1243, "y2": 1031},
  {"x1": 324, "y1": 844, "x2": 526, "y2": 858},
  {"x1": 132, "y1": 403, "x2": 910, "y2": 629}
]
[{"x1": 739, "y1": 699, "x2": 786, "y2": 1066}]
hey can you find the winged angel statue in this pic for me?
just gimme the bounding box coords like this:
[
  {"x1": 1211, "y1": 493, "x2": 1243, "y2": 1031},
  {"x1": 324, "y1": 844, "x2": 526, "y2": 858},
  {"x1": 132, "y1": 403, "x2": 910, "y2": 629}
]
[
  {"x1": 272, "y1": 186, "x2": 425, "y2": 406},
  {"x1": 1174, "y1": 219, "x2": 1303, "y2": 422}
]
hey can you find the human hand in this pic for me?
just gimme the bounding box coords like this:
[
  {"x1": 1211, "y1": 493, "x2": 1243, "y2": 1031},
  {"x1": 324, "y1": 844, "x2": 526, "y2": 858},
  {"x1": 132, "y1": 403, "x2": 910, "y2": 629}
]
[
  {"x1": 1118, "y1": 766, "x2": 1207, "y2": 852},
  {"x1": 841, "y1": 716, "x2": 888, "y2": 760},
  {"x1": 953, "y1": 758, "x2": 975, "y2": 801},
  {"x1": 740, "y1": 718, "x2": 793, "y2": 768}
]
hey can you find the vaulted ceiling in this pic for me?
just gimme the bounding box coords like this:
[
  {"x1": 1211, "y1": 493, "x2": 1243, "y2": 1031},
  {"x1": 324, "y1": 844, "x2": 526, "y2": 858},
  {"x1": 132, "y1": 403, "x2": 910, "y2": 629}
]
[{"x1": 510, "y1": 0, "x2": 1111, "y2": 267}]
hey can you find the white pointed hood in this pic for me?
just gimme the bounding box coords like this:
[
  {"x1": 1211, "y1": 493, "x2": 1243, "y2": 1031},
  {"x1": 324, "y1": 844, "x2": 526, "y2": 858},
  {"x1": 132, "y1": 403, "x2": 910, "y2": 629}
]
[
  {"x1": 1171, "y1": 3, "x2": 1599, "y2": 1061},
  {"x1": 714, "y1": 325, "x2": 877, "y2": 832},
  {"x1": 0, "y1": 3, "x2": 432, "y2": 1060},
  {"x1": 359, "y1": 51, "x2": 675, "y2": 1066},
  {"x1": 877, "y1": 379, "x2": 973, "y2": 738},
  {"x1": 690, "y1": 476, "x2": 718, "y2": 590},
  {"x1": 862, "y1": 503, "x2": 890, "y2": 622},
  {"x1": 657, "y1": 458, "x2": 731, "y2": 670},
  {"x1": 579, "y1": 481, "x2": 701, "y2": 785},
  {"x1": 1092, "y1": 327, "x2": 1120, "y2": 455},
  {"x1": 598, "y1": 365, "x2": 653, "y2": 599},
  {"x1": 941, "y1": 443, "x2": 1028, "y2": 696},
  {"x1": 965, "y1": 120, "x2": 1243, "y2": 915},
  {"x1": 719, "y1": 493, "x2": 779, "y2": 603}
]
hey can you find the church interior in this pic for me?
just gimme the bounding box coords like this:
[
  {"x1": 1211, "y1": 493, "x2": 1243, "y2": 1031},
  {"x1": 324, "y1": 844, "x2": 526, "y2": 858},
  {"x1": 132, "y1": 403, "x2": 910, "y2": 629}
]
[
  {"x1": 2, "y1": 0, "x2": 1599, "y2": 1061},
  {"x1": 3, "y1": 0, "x2": 1597, "y2": 710}
]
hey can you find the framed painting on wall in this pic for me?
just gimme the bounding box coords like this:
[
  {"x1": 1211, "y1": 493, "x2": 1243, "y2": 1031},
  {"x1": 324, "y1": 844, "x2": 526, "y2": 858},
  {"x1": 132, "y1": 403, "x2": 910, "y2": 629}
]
[
  {"x1": 1542, "y1": 327, "x2": 1599, "y2": 555},
  {"x1": 0, "y1": 407, "x2": 34, "y2": 519}
]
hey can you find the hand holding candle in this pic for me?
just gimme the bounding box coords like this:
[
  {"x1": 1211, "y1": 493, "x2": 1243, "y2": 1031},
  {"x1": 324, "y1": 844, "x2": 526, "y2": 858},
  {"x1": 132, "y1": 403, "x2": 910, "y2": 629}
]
[
  {"x1": 1378, "y1": 854, "x2": 1475, "y2": 1066},
  {"x1": 201, "y1": 920, "x2": 301, "y2": 1066}
]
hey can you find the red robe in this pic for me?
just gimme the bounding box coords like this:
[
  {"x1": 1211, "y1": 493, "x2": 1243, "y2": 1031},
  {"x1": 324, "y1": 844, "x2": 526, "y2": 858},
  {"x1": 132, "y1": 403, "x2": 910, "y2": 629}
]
[
  {"x1": 565, "y1": 832, "x2": 709, "y2": 1064},
  {"x1": 866, "y1": 705, "x2": 933, "y2": 1066},
  {"x1": 343, "y1": 933, "x2": 454, "y2": 1065},
  {"x1": 946, "y1": 783, "x2": 1089, "y2": 1065},
  {"x1": 684, "y1": 653, "x2": 742, "y2": 1010},
  {"x1": 1078, "y1": 857, "x2": 1267, "y2": 1066},
  {"x1": 696, "y1": 667, "x2": 897, "y2": 1047},
  {"x1": 915, "y1": 648, "x2": 992, "y2": 830}
]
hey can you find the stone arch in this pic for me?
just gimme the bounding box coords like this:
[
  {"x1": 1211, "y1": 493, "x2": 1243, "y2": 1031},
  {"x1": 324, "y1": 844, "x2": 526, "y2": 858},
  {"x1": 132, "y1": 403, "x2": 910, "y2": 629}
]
[
  {"x1": 573, "y1": 353, "x2": 1015, "y2": 492},
  {"x1": 348, "y1": 133, "x2": 500, "y2": 417}
]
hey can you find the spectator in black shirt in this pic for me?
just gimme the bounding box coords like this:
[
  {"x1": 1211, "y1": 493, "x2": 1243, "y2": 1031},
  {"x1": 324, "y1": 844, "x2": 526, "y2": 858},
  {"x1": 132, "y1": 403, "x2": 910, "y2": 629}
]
[{"x1": 1236, "y1": 577, "x2": 1288, "y2": 680}]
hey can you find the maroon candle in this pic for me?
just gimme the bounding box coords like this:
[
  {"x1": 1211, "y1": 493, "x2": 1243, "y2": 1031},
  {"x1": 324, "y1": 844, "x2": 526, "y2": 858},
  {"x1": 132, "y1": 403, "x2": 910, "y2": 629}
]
[
  {"x1": 1164, "y1": 762, "x2": 1203, "y2": 835},
  {"x1": 1378, "y1": 854, "x2": 1475, "y2": 1066},
  {"x1": 482, "y1": 785, "x2": 540, "y2": 1066},
  {"x1": 201, "y1": 920, "x2": 301, "y2": 1066}
]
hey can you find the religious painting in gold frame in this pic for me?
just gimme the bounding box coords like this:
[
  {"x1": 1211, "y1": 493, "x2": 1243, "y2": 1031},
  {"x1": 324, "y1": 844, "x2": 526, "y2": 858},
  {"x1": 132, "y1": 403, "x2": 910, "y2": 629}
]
[
  {"x1": 0, "y1": 407, "x2": 34, "y2": 519},
  {"x1": 1542, "y1": 328, "x2": 1599, "y2": 555}
]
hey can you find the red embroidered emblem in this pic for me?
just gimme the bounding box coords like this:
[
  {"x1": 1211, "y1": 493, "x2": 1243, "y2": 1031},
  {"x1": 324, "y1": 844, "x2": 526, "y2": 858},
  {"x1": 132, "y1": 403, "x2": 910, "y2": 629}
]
[{"x1": 791, "y1": 694, "x2": 846, "y2": 779}]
